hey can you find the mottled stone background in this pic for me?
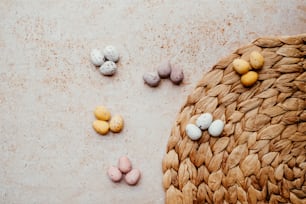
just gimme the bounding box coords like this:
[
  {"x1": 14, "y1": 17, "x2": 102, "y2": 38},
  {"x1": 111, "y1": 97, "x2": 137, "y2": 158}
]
[{"x1": 0, "y1": 0, "x2": 305, "y2": 203}]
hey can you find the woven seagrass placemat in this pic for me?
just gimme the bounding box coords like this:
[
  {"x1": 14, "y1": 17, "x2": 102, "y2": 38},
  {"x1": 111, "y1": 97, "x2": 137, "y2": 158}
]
[{"x1": 162, "y1": 34, "x2": 306, "y2": 204}]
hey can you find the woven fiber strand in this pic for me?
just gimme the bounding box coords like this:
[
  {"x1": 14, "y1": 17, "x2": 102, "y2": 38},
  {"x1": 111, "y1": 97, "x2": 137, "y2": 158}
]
[{"x1": 162, "y1": 34, "x2": 306, "y2": 204}]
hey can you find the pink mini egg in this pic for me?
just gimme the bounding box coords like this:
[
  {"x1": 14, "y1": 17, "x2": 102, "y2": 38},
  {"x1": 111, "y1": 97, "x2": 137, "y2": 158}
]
[
  {"x1": 107, "y1": 166, "x2": 122, "y2": 182},
  {"x1": 124, "y1": 169, "x2": 141, "y2": 185},
  {"x1": 118, "y1": 156, "x2": 132, "y2": 173}
]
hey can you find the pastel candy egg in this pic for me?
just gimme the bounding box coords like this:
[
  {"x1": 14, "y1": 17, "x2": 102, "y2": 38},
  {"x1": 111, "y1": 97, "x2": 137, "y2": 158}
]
[
  {"x1": 124, "y1": 169, "x2": 141, "y2": 185},
  {"x1": 185, "y1": 124, "x2": 202, "y2": 140},
  {"x1": 90, "y1": 49, "x2": 104, "y2": 66},
  {"x1": 99, "y1": 61, "x2": 117, "y2": 76},
  {"x1": 118, "y1": 156, "x2": 132, "y2": 173},
  {"x1": 107, "y1": 166, "x2": 122, "y2": 182},
  {"x1": 241, "y1": 71, "x2": 258, "y2": 87},
  {"x1": 109, "y1": 115, "x2": 124, "y2": 133},
  {"x1": 93, "y1": 120, "x2": 109, "y2": 135},
  {"x1": 208, "y1": 120, "x2": 224, "y2": 137},
  {"x1": 94, "y1": 106, "x2": 111, "y2": 121},
  {"x1": 250, "y1": 51, "x2": 264, "y2": 69},
  {"x1": 103, "y1": 45, "x2": 119, "y2": 62},
  {"x1": 143, "y1": 72, "x2": 161, "y2": 87},
  {"x1": 233, "y1": 59, "x2": 250, "y2": 74},
  {"x1": 157, "y1": 60, "x2": 172, "y2": 78},
  {"x1": 170, "y1": 66, "x2": 184, "y2": 85},
  {"x1": 196, "y1": 113, "x2": 213, "y2": 130}
]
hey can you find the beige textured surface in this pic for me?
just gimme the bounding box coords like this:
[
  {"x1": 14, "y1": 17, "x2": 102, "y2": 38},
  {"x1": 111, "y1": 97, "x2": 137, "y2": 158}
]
[{"x1": 0, "y1": 0, "x2": 305, "y2": 203}]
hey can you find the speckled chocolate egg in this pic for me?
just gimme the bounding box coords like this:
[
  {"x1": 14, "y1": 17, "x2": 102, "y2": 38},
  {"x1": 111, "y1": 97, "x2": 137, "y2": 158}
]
[
  {"x1": 103, "y1": 45, "x2": 120, "y2": 62},
  {"x1": 99, "y1": 61, "x2": 117, "y2": 76},
  {"x1": 170, "y1": 66, "x2": 184, "y2": 85},
  {"x1": 185, "y1": 124, "x2": 202, "y2": 140},
  {"x1": 157, "y1": 60, "x2": 172, "y2": 78},
  {"x1": 208, "y1": 120, "x2": 224, "y2": 137},
  {"x1": 196, "y1": 113, "x2": 213, "y2": 130},
  {"x1": 118, "y1": 156, "x2": 132, "y2": 173},
  {"x1": 93, "y1": 120, "x2": 109, "y2": 135},
  {"x1": 107, "y1": 166, "x2": 122, "y2": 182},
  {"x1": 109, "y1": 115, "x2": 124, "y2": 133},
  {"x1": 94, "y1": 106, "x2": 111, "y2": 121},
  {"x1": 90, "y1": 48, "x2": 104, "y2": 66},
  {"x1": 143, "y1": 72, "x2": 161, "y2": 87},
  {"x1": 124, "y1": 169, "x2": 141, "y2": 185}
]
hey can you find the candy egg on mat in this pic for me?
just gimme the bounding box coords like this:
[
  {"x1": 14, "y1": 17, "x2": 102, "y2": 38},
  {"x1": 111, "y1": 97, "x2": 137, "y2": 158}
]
[
  {"x1": 94, "y1": 106, "x2": 111, "y2": 121},
  {"x1": 107, "y1": 166, "x2": 122, "y2": 182},
  {"x1": 118, "y1": 156, "x2": 132, "y2": 173},
  {"x1": 196, "y1": 113, "x2": 213, "y2": 130},
  {"x1": 157, "y1": 60, "x2": 172, "y2": 78},
  {"x1": 232, "y1": 59, "x2": 250, "y2": 74},
  {"x1": 124, "y1": 169, "x2": 141, "y2": 185},
  {"x1": 185, "y1": 124, "x2": 202, "y2": 140},
  {"x1": 208, "y1": 119, "x2": 224, "y2": 137},
  {"x1": 250, "y1": 51, "x2": 264, "y2": 69},
  {"x1": 93, "y1": 120, "x2": 109, "y2": 135},
  {"x1": 109, "y1": 115, "x2": 124, "y2": 133},
  {"x1": 241, "y1": 71, "x2": 258, "y2": 87}
]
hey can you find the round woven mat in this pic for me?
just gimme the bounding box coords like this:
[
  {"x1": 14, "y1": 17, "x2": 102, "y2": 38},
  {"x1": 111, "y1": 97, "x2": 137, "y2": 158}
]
[{"x1": 162, "y1": 34, "x2": 306, "y2": 204}]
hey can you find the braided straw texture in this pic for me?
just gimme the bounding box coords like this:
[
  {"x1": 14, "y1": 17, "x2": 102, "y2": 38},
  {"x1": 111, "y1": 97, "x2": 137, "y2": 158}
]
[{"x1": 162, "y1": 34, "x2": 306, "y2": 204}]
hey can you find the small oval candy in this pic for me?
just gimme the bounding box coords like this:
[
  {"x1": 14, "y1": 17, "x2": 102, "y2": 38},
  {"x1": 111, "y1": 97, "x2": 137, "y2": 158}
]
[
  {"x1": 124, "y1": 169, "x2": 141, "y2": 185},
  {"x1": 233, "y1": 59, "x2": 250, "y2": 75},
  {"x1": 196, "y1": 113, "x2": 213, "y2": 130},
  {"x1": 94, "y1": 106, "x2": 111, "y2": 121},
  {"x1": 99, "y1": 61, "x2": 117, "y2": 76},
  {"x1": 157, "y1": 60, "x2": 172, "y2": 78},
  {"x1": 109, "y1": 115, "x2": 124, "y2": 133},
  {"x1": 90, "y1": 49, "x2": 104, "y2": 66},
  {"x1": 107, "y1": 166, "x2": 122, "y2": 182},
  {"x1": 185, "y1": 124, "x2": 202, "y2": 140},
  {"x1": 250, "y1": 51, "x2": 264, "y2": 69},
  {"x1": 170, "y1": 66, "x2": 184, "y2": 85},
  {"x1": 208, "y1": 120, "x2": 224, "y2": 137},
  {"x1": 143, "y1": 72, "x2": 161, "y2": 87},
  {"x1": 118, "y1": 156, "x2": 132, "y2": 173},
  {"x1": 93, "y1": 120, "x2": 109, "y2": 135},
  {"x1": 241, "y1": 71, "x2": 258, "y2": 87},
  {"x1": 103, "y1": 45, "x2": 120, "y2": 62}
]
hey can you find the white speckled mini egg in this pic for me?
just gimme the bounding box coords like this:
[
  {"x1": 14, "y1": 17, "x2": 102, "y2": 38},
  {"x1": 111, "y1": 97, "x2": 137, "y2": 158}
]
[
  {"x1": 99, "y1": 61, "x2": 117, "y2": 76},
  {"x1": 90, "y1": 48, "x2": 104, "y2": 66},
  {"x1": 185, "y1": 124, "x2": 202, "y2": 140},
  {"x1": 196, "y1": 113, "x2": 213, "y2": 130},
  {"x1": 208, "y1": 120, "x2": 224, "y2": 137},
  {"x1": 103, "y1": 45, "x2": 120, "y2": 62}
]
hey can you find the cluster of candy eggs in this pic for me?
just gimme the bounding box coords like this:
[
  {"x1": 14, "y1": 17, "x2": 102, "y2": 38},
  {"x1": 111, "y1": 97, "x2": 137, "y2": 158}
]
[
  {"x1": 90, "y1": 45, "x2": 120, "y2": 76},
  {"x1": 185, "y1": 113, "x2": 225, "y2": 140},
  {"x1": 93, "y1": 106, "x2": 124, "y2": 135},
  {"x1": 233, "y1": 51, "x2": 265, "y2": 87}
]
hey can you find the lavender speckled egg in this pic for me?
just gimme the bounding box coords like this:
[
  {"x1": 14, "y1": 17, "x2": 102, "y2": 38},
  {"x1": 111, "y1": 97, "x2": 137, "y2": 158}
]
[
  {"x1": 170, "y1": 66, "x2": 184, "y2": 85},
  {"x1": 143, "y1": 72, "x2": 161, "y2": 87},
  {"x1": 157, "y1": 60, "x2": 172, "y2": 78}
]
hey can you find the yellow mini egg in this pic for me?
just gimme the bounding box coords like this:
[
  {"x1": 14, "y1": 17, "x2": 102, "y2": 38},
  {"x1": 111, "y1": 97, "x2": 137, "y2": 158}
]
[
  {"x1": 94, "y1": 106, "x2": 111, "y2": 121},
  {"x1": 250, "y1": 51, "x2": 264, "y2": 69},
  {"x1": 109, "y1": 115, "x2": 124, "y2": 133},
  {"x1": 93, "y1": 120, "x2": 109, "y2": 135},
  {"x1": 232, "y1": 59, "x2": 250, "y2": 74},
  {"x1": 241, "y1": 71, "x2": 258, "y2": 87}
]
